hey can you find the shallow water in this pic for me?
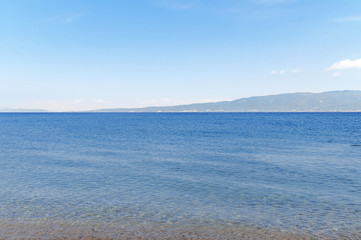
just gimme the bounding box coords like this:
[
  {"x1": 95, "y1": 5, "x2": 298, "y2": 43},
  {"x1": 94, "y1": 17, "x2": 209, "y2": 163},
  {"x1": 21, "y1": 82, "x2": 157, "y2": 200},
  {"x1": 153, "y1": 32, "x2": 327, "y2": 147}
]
[{"x1": 0, "y1": 113, "x2": 360, "y2": 239}]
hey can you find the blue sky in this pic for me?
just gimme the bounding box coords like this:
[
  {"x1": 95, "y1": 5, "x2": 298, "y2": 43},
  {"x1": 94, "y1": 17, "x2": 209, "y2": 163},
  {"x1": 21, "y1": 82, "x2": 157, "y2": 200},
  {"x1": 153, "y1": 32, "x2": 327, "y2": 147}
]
[{"x1": 1, "y1": 0, "x2": 361, "y2": 111}]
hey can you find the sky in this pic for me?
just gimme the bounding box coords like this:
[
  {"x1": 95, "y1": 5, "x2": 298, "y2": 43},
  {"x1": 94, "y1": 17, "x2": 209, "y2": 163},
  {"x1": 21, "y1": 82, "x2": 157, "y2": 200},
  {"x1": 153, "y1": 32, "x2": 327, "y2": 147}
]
[{"x1": 1, "y1": 0, "x2": 361, "y2": 111}]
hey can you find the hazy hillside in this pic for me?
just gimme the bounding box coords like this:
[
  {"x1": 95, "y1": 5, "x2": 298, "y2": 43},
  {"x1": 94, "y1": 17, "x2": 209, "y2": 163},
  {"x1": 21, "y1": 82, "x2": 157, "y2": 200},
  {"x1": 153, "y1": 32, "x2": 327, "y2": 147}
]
[{"x1": 95, "y1": 90, "x2": 361, "y2": 112}]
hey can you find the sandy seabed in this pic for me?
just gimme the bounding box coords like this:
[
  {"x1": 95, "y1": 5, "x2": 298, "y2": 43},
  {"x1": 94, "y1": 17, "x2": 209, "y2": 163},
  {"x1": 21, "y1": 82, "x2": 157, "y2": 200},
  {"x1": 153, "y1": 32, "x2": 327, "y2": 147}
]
[{"x1": 2, "y1": 220, "x2": 358, "y2": 240}]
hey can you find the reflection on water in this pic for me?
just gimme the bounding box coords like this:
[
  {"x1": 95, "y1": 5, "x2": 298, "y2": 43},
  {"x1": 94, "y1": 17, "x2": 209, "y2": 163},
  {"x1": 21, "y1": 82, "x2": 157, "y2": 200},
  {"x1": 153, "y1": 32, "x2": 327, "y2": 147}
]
[{"x1": 0, "y1": 113, "x2": 360, "y2": 239}]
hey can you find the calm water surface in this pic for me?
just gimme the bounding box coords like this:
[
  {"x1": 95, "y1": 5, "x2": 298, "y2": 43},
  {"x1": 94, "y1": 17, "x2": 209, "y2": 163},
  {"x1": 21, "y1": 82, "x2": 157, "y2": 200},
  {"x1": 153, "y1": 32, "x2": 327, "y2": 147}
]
[{"x1": 0, "y1": 113, "x2": 360, "y2": 239}]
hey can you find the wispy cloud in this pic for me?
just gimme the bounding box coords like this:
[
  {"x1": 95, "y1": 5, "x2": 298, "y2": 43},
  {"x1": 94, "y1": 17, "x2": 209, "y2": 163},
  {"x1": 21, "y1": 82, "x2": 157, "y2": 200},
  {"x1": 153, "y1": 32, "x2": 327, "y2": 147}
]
[
  {"x1": 93, "y1": 99, "x2": 104, "y2": 103},
  {"x1": 290, "y1": 69, "x2": 303, "y2": 73},
  {"x1": 334, "y1": 16, "x2": 361, "y2": 23},
  {"x1": 327, "y1": 58, "x2": 361, "y2": 70},
  {"x1": 73, "y1": 99, "x2": 84, "y2": 104},
  {"x1": 270, "y1": 69, "x2": 303, "y2": 75}
]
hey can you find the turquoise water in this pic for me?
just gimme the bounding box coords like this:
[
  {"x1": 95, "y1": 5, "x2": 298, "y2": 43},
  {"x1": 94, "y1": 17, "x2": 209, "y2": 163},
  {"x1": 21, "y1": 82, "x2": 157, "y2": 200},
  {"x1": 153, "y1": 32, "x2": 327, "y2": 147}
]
[{"x1": 0, "y1": 113, "x2": 360, "y2": 239}]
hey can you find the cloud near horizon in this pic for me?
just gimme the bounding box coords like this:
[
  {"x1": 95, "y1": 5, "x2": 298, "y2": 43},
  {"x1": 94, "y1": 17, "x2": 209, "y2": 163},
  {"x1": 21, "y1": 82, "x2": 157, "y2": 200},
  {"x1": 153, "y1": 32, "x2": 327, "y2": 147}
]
[{"x1": 327, "y1": 58, "x2": 361, "y2": 70}]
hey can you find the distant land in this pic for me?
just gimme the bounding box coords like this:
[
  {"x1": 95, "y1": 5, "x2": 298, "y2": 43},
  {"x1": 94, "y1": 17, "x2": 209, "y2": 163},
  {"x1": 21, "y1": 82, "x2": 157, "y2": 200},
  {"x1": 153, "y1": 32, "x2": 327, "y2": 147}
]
[
  {"x1": 95, "y1": 90, "x2": 361, "y2": 112},
  {"x1": 1, "y1": 91, "x2": 361, "y2": 113},
  {"x1": 0, "y1": 108, "x2": 48, "y2": 112}
]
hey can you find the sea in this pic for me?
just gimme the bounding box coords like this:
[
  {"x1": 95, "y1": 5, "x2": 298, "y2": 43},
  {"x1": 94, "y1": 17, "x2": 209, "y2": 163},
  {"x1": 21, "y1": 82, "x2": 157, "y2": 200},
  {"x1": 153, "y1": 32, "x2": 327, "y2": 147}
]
[{"x1": 0, "y1": 113, "x2": 360, "y2": 239}]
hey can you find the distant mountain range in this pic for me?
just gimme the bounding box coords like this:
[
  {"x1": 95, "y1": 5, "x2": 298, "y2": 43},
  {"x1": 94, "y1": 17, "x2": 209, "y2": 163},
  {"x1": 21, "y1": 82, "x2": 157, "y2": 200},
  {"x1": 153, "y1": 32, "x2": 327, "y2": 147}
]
[
  {"x1": 1, "y1": 91, "x2": 361, "y2": 112},
  {"x1": 95, "y1": 90, "x2": 361, "y2": 112}
]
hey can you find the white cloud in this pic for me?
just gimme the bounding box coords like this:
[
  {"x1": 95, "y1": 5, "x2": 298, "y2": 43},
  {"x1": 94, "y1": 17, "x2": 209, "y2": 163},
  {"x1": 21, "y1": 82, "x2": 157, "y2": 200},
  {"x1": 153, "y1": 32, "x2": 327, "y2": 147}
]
[
  {"x1": 270, "y1": 70, "x2": 277, "y2": 74},
  {"x1": 279, "y1": 70, "x2": 285, "y2": 74},
  {"x1": 290, "y1": 69, "x2": 302, "y2": 73},
  {"x1": 334, "y1": 16, "x2": 361, "y2": 23},
  {"x1": 73, "y1": 99, "x2": 84, "y2": 104},
  {"x1": 93, "y1": 99, "x2": 104, "y2": 103},
  {"x1": 327, "y1": 58, "x2": 361, "y2": 70},
  {"x1": 332, "y1": 72, "x2": 341, "y2": 77}
]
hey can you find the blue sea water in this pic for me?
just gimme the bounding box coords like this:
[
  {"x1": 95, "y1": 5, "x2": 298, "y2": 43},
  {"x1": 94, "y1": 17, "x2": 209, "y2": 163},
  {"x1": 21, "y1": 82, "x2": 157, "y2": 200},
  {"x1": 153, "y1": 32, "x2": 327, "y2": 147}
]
[{"x1": 0, "y1": 113, "x2": 360, "y2": 239}]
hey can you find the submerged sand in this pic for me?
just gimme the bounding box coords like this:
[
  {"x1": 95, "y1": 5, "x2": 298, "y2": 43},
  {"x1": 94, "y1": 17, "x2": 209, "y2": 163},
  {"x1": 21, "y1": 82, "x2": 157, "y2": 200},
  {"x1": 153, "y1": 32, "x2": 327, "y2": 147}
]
[{"x1": 1, "y1": 220, "x2": 355, "y2": 240}]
